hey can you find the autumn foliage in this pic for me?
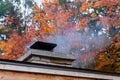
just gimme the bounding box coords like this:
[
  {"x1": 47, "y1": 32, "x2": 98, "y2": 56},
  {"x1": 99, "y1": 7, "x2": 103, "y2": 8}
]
[{"x1": 0, "y1": 0, "x2": 120, "y2": 72}]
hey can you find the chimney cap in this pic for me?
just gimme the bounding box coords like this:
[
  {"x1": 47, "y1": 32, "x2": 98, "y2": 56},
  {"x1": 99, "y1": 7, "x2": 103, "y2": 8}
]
[{"x1": 30, "y1": 41, "x2": 57, "y2": 51}]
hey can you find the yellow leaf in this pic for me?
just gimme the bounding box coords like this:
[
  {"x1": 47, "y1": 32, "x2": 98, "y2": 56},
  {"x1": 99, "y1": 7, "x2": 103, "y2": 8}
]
[{"x1": 91, "y1": 13, "x2": 97, "y2": 18}]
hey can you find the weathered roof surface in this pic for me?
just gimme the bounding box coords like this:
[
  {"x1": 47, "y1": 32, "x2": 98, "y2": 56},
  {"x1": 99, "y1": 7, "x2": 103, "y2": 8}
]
[{"x1": 0, "y1": 59, "x2": 120, "y2": 80}]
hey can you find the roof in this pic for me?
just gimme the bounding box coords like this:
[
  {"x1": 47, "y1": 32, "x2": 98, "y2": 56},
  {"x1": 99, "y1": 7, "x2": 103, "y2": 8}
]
[{"x1": 0, "y1": 59, "x2": 120, "y2": 80}]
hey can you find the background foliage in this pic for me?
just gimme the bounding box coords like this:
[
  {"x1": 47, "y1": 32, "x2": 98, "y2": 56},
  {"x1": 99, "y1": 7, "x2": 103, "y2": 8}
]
[{"x1": 0, "y1": 0, "x2": 120, "y2": 73}]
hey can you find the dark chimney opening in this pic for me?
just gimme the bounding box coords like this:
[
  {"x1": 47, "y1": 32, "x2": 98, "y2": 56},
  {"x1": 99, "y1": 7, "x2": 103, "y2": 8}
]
[{"x1": 30, "y1": 41, "x2": 57, "y2": 51}]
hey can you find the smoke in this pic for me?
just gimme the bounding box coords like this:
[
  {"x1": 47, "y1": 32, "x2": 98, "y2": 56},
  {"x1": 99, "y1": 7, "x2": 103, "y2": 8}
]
[
  {"x1": 45, "y1": 23, "x2": 112, "y2": 68},
  {"x1": 29, "y1": 0, "x2": 113, "y2": 68}
]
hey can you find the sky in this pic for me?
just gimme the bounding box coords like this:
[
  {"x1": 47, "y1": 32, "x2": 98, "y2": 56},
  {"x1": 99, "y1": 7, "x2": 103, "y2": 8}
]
[{"x1": 34, "y1": 0, "x2": 43, "y2": 6}]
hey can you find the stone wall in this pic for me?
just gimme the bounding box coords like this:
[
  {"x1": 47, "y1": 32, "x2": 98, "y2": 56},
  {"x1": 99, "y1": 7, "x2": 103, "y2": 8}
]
[{"x1": 19, "y1": 49, "x2": 76, "y2": 67}]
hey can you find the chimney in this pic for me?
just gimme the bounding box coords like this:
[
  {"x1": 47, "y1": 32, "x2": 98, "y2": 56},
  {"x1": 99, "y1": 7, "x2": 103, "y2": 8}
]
[{"x1": 18, "y1": 41, "x2": 76, "y2": 67}]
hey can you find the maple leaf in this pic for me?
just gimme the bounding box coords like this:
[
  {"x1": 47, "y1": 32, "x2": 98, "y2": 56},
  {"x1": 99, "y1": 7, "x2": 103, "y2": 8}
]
[
  {"x1": 100, "y1": 17, "x2": 112, "y2": 30},
  {"x1": 80, "y1": 2, "x2": 91, "y2": 12},
  {"x1": 76, "y1": 18, "x2": 89, "y2": 31}
]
